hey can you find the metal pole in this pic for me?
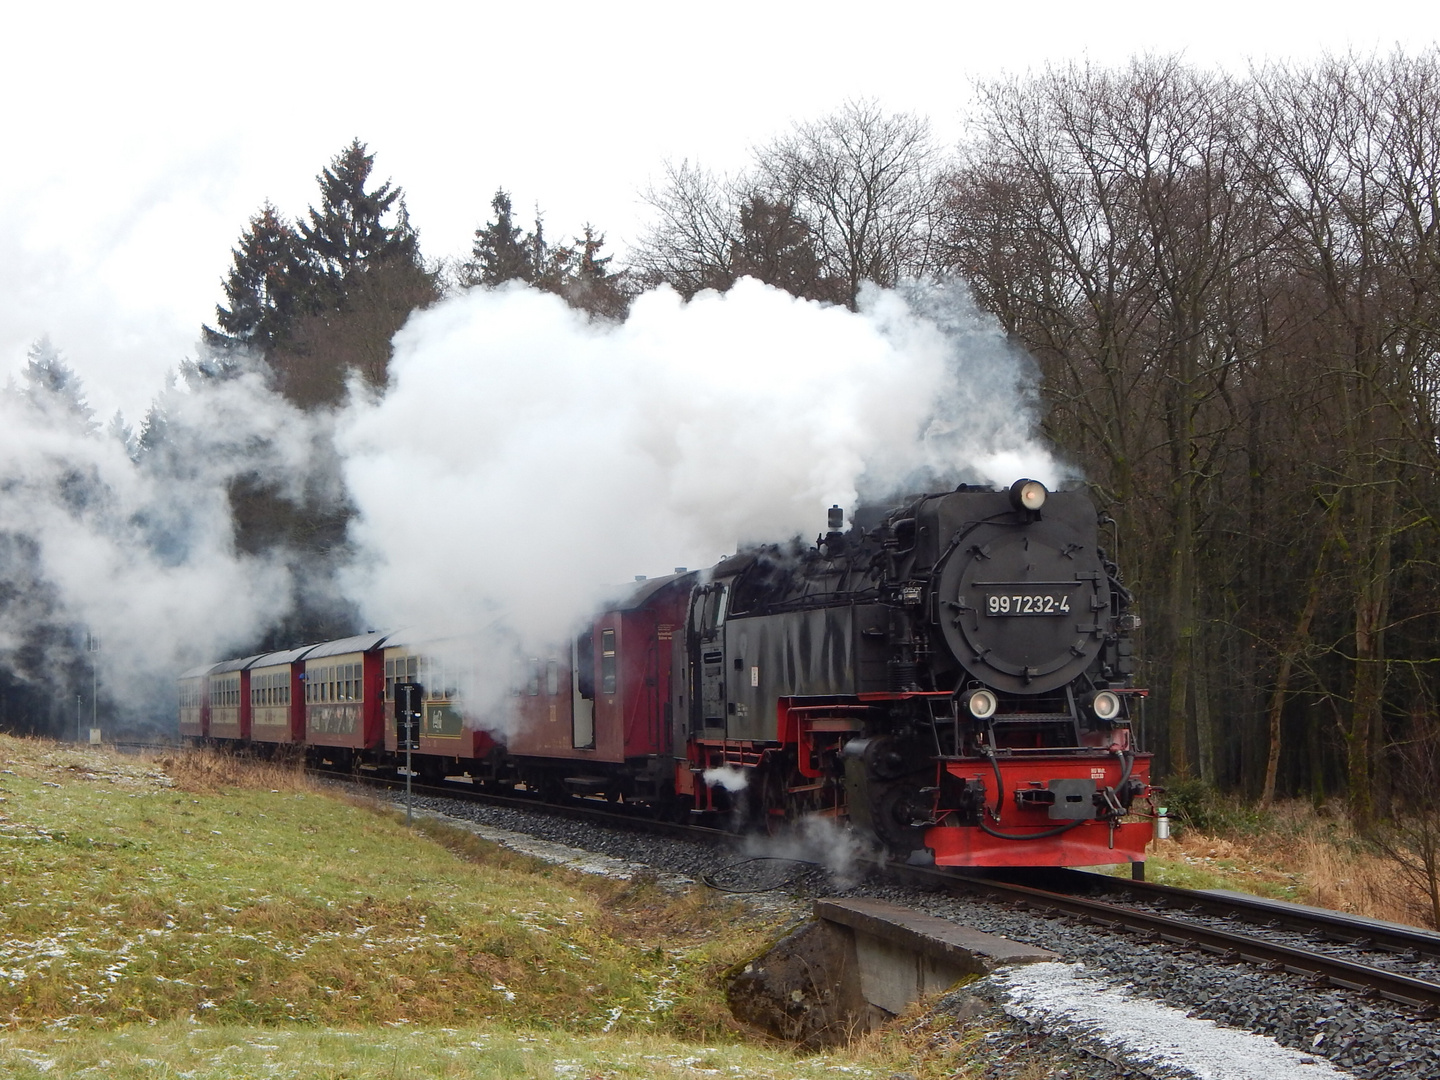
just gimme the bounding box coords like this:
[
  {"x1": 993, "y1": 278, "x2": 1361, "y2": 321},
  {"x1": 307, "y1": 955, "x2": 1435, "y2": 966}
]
[
  {"x1": 91, "y1": 637, "x2": 97, "y2": 742},
  {"x1": 76, "y1": 694, "x2": 82, "y2": 743},
  {"x1": 403, "y1": 684, "x2": 414, "y2": 827}
]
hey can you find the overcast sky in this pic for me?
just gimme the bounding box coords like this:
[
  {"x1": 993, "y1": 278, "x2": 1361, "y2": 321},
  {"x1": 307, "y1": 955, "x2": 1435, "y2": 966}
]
[{"x1": 3, "y1": 0, "x2": 1434, "y2": 421}]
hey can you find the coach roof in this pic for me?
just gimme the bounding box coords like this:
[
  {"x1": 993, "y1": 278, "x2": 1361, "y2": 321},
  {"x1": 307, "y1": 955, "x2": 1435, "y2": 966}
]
[
  {"x1": 301, "y1": 632, "x2": 392, "y2": 660},
  {"x1": 209, "y1": 654, "x2": 266, "y2": 675}
]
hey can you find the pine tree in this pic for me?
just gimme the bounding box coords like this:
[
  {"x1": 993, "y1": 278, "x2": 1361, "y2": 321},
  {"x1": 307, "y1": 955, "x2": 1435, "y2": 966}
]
[
  {"x1": 464, "y1": 190, "x2": 533, "y2": 286},
  {"x1": 527, "y1": 213, "x2": 576, "y2": 295},
  {"x1": 137, "y1": 402, "x2": 168, "y2": 456},
  {"x1": 21, "y1": 338, "x2": 96, "y2": 432},
  {"x1": 299, "y1": 139, "x2": 417, "y2": 294},
  {"x1": 107, "y1": 411, "x2": 137, "y2": 461},
  {"x1": 732, "y1": 195, "x2": 836, "y2": 303},
  {"x1": 562, "y1": 226, "x2": 629, "y2": 319},
  {"x1": 202, "y1": 203, "x2": 311, "y2": 356}
]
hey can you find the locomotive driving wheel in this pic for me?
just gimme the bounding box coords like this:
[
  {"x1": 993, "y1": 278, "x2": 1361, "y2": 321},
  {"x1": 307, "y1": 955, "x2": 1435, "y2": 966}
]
[{"x1": 741, "y1": 765, "x2": 788, "y2": 835}]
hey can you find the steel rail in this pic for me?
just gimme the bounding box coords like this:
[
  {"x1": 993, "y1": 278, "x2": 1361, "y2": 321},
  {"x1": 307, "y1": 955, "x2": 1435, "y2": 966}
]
[
  {"x1": 898, "y1": 866, "x2": 1440, "y2": 1013},
  {"x1": 1049, "y1": 867, "x2": 1440, "y2": 961}
]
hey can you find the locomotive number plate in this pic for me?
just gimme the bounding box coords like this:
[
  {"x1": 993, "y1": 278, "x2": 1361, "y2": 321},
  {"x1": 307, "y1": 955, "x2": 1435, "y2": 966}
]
[{"x1": 985, "y1": 592, "x2": 1072, "y2": 616}]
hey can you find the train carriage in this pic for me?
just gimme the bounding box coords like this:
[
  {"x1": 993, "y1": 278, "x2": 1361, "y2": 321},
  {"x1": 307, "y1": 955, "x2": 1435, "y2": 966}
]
[
  {"x1": 380, "y1": 636, "x2": 499, "y2": 772},
  {"x1": 207, "y1": 655, "x2": 262, "y2": 741},
  {"x1": 178, "y1": 663, "x2": 214, "y2": 740},
  {"x1": 505, "y1": 573, "x2": 691, "y2": 803},
  {"x1": 248, "y1": 645, "x2": 317, "y2": 747},
  {"x1": 301, "y1": 633, "x2": 389, "y2": 757}
]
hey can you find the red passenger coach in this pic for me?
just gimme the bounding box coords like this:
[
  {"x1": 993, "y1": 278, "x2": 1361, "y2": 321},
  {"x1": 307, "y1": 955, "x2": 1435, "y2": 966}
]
[
  {"x1": 178, "y1": 664, "x2": 213, "y2": 739},
  {"x1": 506, "y1": 574, "x2": 690, "y2": 803},
  {"x1": 380, "y1": 636, "x2": 499, "y2": 767},
  {"x1": 302, "y1": 633, "x2": 389, "y2": 757},
  {"x1": 207, "y1": 655, "x2": 262, "y2": 741},
  {"x1": 248, "y1": 645, "x2": 317, "y2": 747}
]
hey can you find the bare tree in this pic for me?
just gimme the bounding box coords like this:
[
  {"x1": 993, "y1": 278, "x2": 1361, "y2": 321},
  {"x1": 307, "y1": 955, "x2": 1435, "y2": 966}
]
[
  {"x1": 943, "y1": 58, "x2": 1274, "y2": 782},
  {"x1": 1368, "y1": 713, "x2": 1440, "y2": 927},
  {"x1": 756, "y1": 99, "x2": 941, "y2": 309},
  {"x1": 631, "y1": 161, "x2": 742, "y2": 298},
  {"x1": 1251, "y1": 52, "x2": 1440, "y2": 825}
]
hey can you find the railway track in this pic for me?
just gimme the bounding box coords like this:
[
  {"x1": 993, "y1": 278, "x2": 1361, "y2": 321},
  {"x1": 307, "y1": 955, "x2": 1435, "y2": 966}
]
[
  {"x1": 325, "y1": 766, "x2": 736, "y2": 844},
  {"x1": 892, "y1": 864, "x2": 1440, "y2": 1014}
]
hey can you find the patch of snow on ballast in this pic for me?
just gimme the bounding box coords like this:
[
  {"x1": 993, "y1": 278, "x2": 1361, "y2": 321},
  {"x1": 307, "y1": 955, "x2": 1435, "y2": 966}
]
[
  {"x1": 417, "y1": 809, "x2": 695, "y2": 888},
  {"x1": 993, "y1": 962, "x2": 1354, "y2": 1080}
]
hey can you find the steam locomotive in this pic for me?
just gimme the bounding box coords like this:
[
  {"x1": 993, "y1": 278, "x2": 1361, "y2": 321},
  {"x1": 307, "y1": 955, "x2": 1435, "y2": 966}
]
[{"x1": 179, "y1": 480, "x2": 1156, "y2": 870}]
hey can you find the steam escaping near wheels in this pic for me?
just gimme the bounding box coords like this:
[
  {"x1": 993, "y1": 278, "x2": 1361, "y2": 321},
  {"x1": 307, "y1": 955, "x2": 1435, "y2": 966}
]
[{"x1": 702, "y1": 765, "x2": 750, "y2": 792}]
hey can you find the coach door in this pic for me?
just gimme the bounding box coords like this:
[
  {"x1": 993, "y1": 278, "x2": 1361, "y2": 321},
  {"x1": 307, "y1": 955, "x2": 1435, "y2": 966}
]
[
  {"x1": 689, "y1": 582, "x2": 728, "y2": 735},
  {"x1": 572, "y1": 631, "x2": 596, "y2": 750}
]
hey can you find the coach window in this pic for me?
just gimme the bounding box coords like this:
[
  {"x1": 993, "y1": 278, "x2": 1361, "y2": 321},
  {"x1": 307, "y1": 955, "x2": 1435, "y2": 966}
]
[
  {"x1": 546, "y1": 659, "x2": 559, "y2": 696},
  {"x1": 601, "y1": 630, "x2": 616, "y2": 695}
]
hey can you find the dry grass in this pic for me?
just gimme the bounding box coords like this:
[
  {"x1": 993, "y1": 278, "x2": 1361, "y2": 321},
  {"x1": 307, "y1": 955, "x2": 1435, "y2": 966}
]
[
  {"x1": 1147, "y1": 799, "x2": 1435, "y2": 927},
  {"x1": 153, "y1": 746, "x2": 311, "y2": 793}
]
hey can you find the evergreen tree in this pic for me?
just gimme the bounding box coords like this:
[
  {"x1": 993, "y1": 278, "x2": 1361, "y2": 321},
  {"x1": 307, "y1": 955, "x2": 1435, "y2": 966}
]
[
  {"x1": 107, "y1": 411, "x2": 138, "y2": 462},
  {"x1": 527, "y1": 213, "x2": 575, "y2": 295},
  {"x1": 136, "y1": 402, "x2": 168, "y2": 457},
  {"x1": 264, "y1": 140, "x2": 437, "y2": 406},
  {"x1": 562, "y1": 226, "x2": 629, "y2": 319},
  {"x1": 464, "y1": 190, "x2": 533, "y2": 286},
  {"x1": 298, "y1": 139, "x2": 418, "y2": 295},
  {"x1": 202, "y1": 204, "x2": 311, "y2": 355},
  {"x1": 21, "y1": 338, "x2": 96, "y2": 433},
  {"x1": 731, "y1": 195, "x2": 837, "y2": 303}
]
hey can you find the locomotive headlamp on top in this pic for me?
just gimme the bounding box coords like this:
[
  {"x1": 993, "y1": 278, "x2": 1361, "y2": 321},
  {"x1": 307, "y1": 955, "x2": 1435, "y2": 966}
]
[{"x1": 1009, "y1": 478, "x2": 1048, "y2": 512}]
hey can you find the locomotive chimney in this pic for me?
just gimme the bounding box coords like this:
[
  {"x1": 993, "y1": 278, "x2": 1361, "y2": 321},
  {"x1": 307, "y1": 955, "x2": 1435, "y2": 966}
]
[{"x1": 827, "y1": 505, "x2": 844, "y2": 531}]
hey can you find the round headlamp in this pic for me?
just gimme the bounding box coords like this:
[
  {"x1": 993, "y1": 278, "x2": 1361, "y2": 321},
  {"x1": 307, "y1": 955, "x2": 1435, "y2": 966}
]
[
  {"x1": 1009, "y1": 478, "x2": 1048, "y2": 512},
  {"x1": 965, "y1": 688, "x2": 998, "y2": 720},
  {"x1": 1090, "y1": 690, "x2": 1122, "y2": 722}
]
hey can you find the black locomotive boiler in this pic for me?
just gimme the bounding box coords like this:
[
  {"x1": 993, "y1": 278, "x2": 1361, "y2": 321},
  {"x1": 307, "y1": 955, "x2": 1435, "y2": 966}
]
[{"x1": 678, "y1": 479, "x2": 1154, "y2": 867}]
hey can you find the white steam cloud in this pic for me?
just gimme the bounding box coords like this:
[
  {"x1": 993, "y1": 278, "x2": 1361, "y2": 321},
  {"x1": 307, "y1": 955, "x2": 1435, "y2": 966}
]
[
  {"x1": 0, "y1": 362, "x2": 329, "y2": 717},
  {"x1": 338, "y1": 278, "x2": 1062, "y2": 647},
  {"x1": 0, "y1": 276, "x2": 1061, "y2": 734},
  {"x1": 742, "y1": 813, "x2": 875, "y2": 889},
  {"x1": 702, "y1": 765, "x2": 751, "y2": 793}
]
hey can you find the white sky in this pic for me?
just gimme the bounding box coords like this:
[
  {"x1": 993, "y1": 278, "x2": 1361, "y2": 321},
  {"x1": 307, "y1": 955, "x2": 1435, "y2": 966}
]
[{"x1": 2, "y1": 0, "x2": 1434, "y2": 421}]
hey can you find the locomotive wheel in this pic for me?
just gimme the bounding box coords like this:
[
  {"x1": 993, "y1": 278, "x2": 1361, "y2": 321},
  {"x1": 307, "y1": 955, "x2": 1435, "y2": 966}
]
[
  {"x1": 731, "y1": 767, "x2": 787, "y2": 834},
  {"x1": 757, "y1": 767, "x2": 788, "y2": 835},
  {"x1": 869, "y1": 782, "x2": 932, "y2": 851}
]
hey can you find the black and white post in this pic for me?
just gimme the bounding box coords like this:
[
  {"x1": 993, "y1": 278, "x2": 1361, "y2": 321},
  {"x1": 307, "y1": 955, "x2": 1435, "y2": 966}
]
[{"x1": 394, "y1": 681, "x2": 424, "y2": 827}]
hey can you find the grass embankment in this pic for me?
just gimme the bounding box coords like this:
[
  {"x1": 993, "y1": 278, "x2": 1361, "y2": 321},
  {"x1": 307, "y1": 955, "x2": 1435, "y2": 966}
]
[
  {"x1": 1130, "y1": 784, "x2": 1435, "y2": 928},
  {"x1": 0, "y1": 739, "x2": 953, "y2": 1079}
]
